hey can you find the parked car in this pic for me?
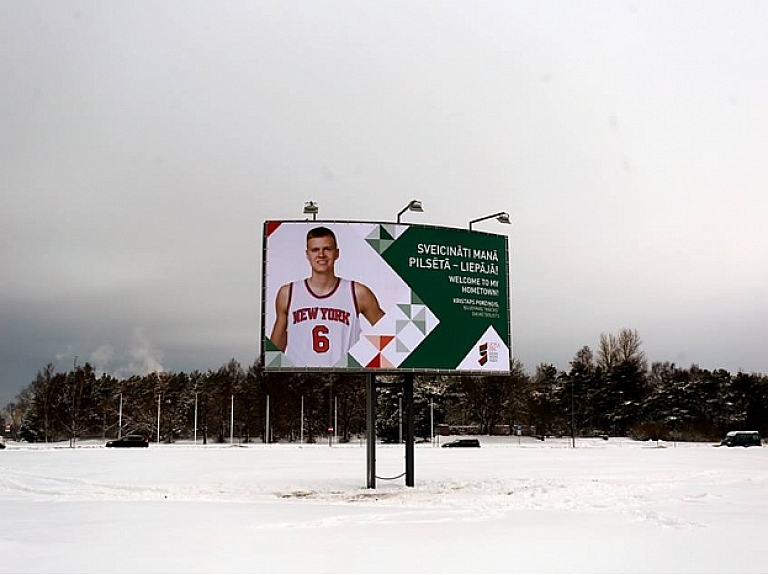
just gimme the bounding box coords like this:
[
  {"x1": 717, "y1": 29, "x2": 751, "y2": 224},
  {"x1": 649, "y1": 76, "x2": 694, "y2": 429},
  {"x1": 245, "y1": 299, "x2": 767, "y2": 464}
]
[
  {"x1": 719, "y1": 431, "x2": 761, "y2": 447},
  {"x1": 106, "y1": 434, "x2": 149, "y2": 448},
  {"x1": 442, "y1": 438, "x2": 481, "y2": 448},
  {"x1": 0, "y1": 436, "x2": 6, "y2": 449}
]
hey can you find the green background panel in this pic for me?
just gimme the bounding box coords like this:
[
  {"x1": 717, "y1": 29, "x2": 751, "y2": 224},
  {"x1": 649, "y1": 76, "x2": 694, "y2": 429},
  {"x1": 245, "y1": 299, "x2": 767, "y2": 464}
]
[{"x1": 381, "y1": 226, "x2": 510, "y2": 369}]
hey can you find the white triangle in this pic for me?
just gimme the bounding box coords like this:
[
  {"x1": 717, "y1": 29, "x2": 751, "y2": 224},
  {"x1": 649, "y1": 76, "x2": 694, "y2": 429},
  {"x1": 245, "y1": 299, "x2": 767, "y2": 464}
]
[{"x1": 457, "y1": 325, "x2": 510, "y2": 372}]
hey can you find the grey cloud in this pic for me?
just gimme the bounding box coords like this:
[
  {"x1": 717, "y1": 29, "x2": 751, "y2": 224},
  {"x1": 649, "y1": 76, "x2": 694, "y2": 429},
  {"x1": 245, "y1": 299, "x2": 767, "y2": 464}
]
[{"x1": 2, "y1": 1, "x2": 768, "y2": 405}]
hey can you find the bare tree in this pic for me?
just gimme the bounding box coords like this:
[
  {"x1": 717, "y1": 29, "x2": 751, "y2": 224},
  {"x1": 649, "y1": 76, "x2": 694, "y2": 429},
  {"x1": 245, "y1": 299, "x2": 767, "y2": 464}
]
[
  {"x1": 597, "y1": 328, "x2": 646, "y2": 371},
  {"x1": 616, "y1": 328, "x2": 647, "y2": 370},
  {"x1": 597, "y1": 333, "x2": 619, "y2": 370}
]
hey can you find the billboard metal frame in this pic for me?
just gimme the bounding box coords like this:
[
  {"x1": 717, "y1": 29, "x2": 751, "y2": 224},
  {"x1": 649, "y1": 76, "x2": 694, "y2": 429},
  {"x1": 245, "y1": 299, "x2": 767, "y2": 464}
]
[{"x1": 260, "y1": 218, "x2": 512, "y2": 375}]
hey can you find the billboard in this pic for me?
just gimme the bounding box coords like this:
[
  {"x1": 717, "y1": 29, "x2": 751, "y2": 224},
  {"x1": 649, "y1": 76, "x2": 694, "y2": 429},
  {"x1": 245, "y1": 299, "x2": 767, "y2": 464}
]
[{"x1": 261, "y1": 220, "x2": 511, "y2": 373}]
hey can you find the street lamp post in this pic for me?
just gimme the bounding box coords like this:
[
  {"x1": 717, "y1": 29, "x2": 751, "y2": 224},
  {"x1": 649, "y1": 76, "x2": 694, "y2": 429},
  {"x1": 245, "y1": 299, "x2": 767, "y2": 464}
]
[
  {"x1": 571, "y1": 379, "x2": 576, "y2": 449},
  {"x1": 397, "y1": 200, "x2": 424, "y2": 224},
  {"x1": 70, "y1": 356, "x2": 78, "y2": 448},
  {"x1": 468, "y1": 211, "x2": 511, "y2": 230},
  {"x1": 230, "y1": 394, "x2": 234, "y2": 445},
  {"x1": 430, "y1": 397, "x2": 434, "y2": 446}
]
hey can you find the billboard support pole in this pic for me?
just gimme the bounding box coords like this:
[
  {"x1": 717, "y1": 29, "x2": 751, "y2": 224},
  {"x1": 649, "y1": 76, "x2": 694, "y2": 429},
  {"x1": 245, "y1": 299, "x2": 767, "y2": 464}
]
[
  {"x1": 405, "y1": 373, "x2": 415, "y2": 487},
  {"x1": 366, "y1": 373, "x2": 376, "y2": 489}
]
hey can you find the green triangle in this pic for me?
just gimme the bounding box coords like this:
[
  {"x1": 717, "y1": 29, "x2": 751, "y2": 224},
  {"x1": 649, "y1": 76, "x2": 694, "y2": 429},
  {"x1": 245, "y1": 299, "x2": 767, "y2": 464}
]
[
  {"x1": 377, "y1": 224, "x2": 396, "y2": 241},
  {"x1": 366, "y1": 237, "x2": 395, "y2": 255},
  {"x1": 411, "y1": 291, "x2": 425, "y2": 305},
  {"x1": 404, "y1": 307, "x2": 427, "y2": 334},
  {"x1": 365, "y1": 238, "x2": 382, "y2": 254},
  {"x1": 345, "y1": 354, "x2": 363, "y2": 368},
  {"x1": 264, "y1": 338, "x2": 280, "y2": 352}
]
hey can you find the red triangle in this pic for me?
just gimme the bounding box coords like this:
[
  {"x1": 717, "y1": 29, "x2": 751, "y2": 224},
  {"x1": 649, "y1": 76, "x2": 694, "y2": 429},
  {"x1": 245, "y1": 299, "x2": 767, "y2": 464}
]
[
  {"x1": 367, "y1": 334, "x2": 396, "y2": 351},
  {"x1": 265, "y1": 221, "x2": 282, "y2": 237},
  {"x1": 366, "y1": 354, "x2": 382, "y2": 368}
]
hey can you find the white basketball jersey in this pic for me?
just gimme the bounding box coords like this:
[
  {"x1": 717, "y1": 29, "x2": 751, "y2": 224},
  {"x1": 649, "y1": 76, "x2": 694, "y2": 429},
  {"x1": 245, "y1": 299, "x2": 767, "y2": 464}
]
[{"x1": 285, "y1": 278, "x2": 361, "y2": 367}]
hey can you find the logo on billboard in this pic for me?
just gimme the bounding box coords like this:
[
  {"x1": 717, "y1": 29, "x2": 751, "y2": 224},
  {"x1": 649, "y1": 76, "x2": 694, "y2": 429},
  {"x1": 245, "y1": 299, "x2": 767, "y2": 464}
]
[
  {"x1": 479, "y1": 343, "x2": 488, "y2": 365},
  {"x1": 478, "y1": 341, "x2": 501, "y2": 366}
]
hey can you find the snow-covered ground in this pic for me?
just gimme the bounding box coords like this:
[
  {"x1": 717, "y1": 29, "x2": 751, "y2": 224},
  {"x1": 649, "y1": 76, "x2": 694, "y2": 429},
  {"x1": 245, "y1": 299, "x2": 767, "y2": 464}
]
[{"x1": 1, "y1": 436, "x2": 766, "y2": 573}]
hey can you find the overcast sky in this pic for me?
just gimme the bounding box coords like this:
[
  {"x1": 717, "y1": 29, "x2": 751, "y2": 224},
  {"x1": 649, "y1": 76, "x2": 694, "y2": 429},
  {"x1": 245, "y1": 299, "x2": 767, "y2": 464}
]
[{"x1": 2, "y1": 1, "x2": 767, "y2": 406}]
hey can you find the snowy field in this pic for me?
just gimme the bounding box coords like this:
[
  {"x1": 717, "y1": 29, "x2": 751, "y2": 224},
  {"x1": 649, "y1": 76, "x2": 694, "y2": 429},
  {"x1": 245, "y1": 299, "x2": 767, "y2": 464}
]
[{"x1": 1, "y1": 436, "x2": 766, "y2": 574}]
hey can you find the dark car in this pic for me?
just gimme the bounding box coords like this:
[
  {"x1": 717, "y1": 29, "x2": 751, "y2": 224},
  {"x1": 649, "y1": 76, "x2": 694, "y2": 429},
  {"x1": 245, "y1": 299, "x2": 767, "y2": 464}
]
[
  {"x1": 106, "y1": 434, "x2": 149, "y2": 448},
  {"x1": 442, "y1": 438, "x2": 481, "y2": 448},
  {"x1": 719, "y1": 431, "x2": 761, "y2": 447}
]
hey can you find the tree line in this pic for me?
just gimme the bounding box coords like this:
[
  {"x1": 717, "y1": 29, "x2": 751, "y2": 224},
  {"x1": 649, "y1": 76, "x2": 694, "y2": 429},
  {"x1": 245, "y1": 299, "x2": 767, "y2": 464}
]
[{"x1": 2, "y1": 329, "x2": 767, "y2": 444}]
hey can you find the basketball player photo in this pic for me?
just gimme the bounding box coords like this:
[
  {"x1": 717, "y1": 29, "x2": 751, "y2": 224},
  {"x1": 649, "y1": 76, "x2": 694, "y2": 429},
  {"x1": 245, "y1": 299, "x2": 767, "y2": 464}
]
[{"x1": 269, "y1": 226, "x2": 385, "y2": 367}]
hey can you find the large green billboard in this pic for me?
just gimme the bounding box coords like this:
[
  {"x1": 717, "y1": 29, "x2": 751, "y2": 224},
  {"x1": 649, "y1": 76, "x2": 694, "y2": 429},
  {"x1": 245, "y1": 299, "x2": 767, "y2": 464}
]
[{"x1": 261, "y1": 221, "x2": 511, "y2": 373}]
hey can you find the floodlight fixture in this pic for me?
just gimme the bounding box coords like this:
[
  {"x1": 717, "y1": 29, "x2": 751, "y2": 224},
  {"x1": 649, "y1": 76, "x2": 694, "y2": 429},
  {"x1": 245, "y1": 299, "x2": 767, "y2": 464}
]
[
  {"x1": 303, "y1": 201, "x2": 319, "y2": 221},
  {"x1": 468, "y1": 211, "x2": 511, "y2": 230},
  {"x1": 397, "y1": 199, "x2": 424, "y2": 224}
]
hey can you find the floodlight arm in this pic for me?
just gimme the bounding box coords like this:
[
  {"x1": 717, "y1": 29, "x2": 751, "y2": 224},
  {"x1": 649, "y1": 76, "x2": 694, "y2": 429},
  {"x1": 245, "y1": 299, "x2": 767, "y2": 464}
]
[
  {"x1": 397, "y1": 200, "x2": 424, "y2": 224},
  {"x1": 468, "y1": 211, "x2": 510, "y2": 230}
]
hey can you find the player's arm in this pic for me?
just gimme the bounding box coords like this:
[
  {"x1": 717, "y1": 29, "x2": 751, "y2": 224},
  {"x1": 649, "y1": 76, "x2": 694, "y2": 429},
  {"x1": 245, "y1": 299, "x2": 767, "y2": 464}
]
[
  {"x1": 355, "y1": 282, "x2": 385, "y2": 326},
  {"x1": 269, "y1": 284, "x2": 290, "y2": 352}
]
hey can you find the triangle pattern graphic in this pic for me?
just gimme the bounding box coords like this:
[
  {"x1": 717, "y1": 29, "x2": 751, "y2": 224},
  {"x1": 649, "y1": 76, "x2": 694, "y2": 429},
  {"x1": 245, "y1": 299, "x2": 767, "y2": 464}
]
[
  {"x1": 366, "y1": 354, "x2": 396, "y2": 369},
  {"x1": 377, "y1": 225, "x2": 396, "y2": 242},
  {"x1": 264, "y1": 338, "x2": 281, "y2": 352},
  {"x1": 412, "y1": 307, "x2": 427, "y2": 334},
  {"x1": 345, "y1": 354, "x2": 363, "y2": 368},
  {"x1": 396, "y1": 319, "x2": 411, "y2": 334},
  {"x1": 395, "y1": 302, "x2": 429, "y2": 335},
  {"x1": 265, "y1": 351, "x2": 292, "y2": 368},
  {"x1": 366, "y1": 334, "x2": 395, "y2": 350},
  {"x1": 365, "y1": 225, "x2": 398, "y2": 255}
]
